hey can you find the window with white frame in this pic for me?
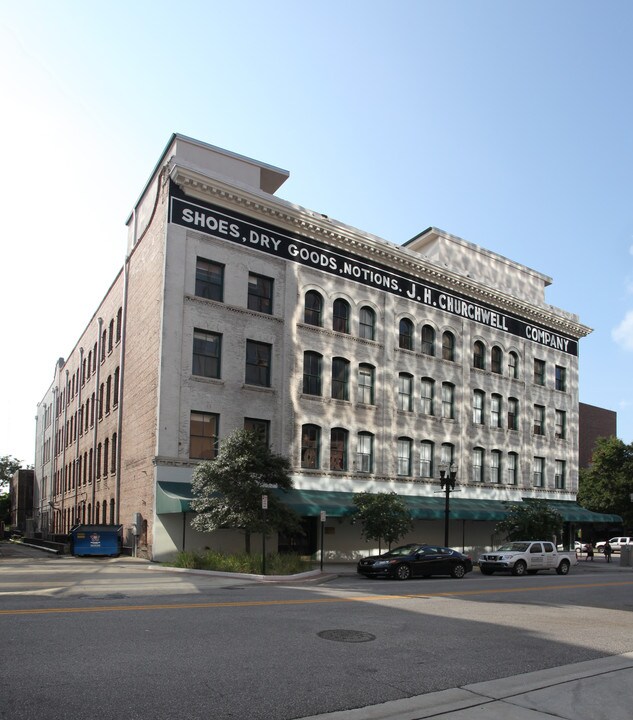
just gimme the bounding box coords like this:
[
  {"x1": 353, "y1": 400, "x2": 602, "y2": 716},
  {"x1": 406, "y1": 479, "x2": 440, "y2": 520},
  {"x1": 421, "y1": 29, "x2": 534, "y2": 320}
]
[
  {"x1": 490, "y1": 393, "x2": 502, "y2": 428},
  {"x1": 420, "y1": 440, "x2": 434, "y2": 478},
  {"x1": 397, "y1": 438, "x2": 412, "y2": 476},
  {"x1": 441, "y1": 443, "x2": 454, "y2": 468},
  {"x1": 398, "y1": 373, "x2": 413, "y2": 411},
  {"x1": 507, "y1": 452, "x2": 518, "y2": 485},
  {"x1": 357, "y1": 432, "x2": 374, "y2": 473},
  {"x1": 490, "y1": 450, "x2": 501, "y2": 483},
  {"x1": 357, "y1": 364, "x2": 375, "y2": 404},
  {"x1": 420, "y1": 377, "x2": 434, "y2": 415},
  {"x1": 441, "y1": 382, "x2": 455, "y2": 419},
  {"x1": 533, "y1": 456, "x2": 545, "y2": 487},
  {"x1": 473, "y1": 390, "x2": 484, "y2": 425},
  {"x1": 473, "y1": 447, "x2": 484, "y2": 482}
]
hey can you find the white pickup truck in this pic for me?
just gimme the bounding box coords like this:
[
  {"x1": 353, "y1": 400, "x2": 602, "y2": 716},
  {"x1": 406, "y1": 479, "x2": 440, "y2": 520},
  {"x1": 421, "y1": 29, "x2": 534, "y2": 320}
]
[{"x1": 478, "y1": 541, "x2": 576, "y2": 576}]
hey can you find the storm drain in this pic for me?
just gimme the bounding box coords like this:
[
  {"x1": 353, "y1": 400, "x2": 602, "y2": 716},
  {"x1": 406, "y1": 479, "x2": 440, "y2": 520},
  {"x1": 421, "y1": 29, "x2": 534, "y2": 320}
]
[{"x1": 317, "y1": 629, "x2": 376, "y2": 643}]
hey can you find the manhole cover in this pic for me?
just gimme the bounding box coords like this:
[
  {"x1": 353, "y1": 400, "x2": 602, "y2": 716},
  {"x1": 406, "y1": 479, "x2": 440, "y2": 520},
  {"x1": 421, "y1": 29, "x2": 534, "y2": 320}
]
[{"x1": 317, "y1": 629, "x2": 376, "y2": 643}]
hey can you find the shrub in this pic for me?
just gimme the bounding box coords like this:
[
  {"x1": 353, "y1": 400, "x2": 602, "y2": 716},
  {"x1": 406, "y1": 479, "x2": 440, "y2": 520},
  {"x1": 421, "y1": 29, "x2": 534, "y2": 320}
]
[{"x1": 168, "y1": 550, "x2": 312, "y2": 575}]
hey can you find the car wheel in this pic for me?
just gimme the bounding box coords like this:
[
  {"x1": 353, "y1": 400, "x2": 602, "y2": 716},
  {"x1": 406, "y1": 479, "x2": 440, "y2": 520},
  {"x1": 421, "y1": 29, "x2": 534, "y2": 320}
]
[
  {"x1": 480, "y1": 567, "x2": 494, "y2": 575},
  {"x1": 556, "y1": 560, "x2": 570, "y2": 575},
  {"x1": 451, "y1": 563, "x2": 466, "y2": 579},
  {"x1": 512, "y1": 560, "x2": 527, "y2": 576},
  {"x1": 395, "y1": 563, "x2": 411, "y2": 580}
]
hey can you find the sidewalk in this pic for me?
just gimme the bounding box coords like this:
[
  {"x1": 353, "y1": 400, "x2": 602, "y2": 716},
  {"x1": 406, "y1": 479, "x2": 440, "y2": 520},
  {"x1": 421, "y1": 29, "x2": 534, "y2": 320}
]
[{"x1": 298, "y1": 652, "x2": 633, "y2": 720}]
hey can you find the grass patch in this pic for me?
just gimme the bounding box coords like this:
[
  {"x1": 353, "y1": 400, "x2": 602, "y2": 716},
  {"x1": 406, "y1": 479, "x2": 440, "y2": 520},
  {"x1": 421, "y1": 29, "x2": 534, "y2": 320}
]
[{"x1": 168, "y1": 550, "x2": 314, "y2": 575}]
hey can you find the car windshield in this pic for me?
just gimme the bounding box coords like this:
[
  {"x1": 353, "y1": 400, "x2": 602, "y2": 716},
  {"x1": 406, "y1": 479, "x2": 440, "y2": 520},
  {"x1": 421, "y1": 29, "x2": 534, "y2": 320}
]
[
  {"x1": 387, "y1": 545, "x2": 422, "y2": 556},
  {"x1": 496, "y1": 543, "x2": 530, "y2": 552}
]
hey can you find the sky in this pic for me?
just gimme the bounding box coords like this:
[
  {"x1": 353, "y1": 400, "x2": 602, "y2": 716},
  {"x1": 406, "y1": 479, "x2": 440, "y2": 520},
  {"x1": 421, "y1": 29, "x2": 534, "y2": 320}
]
[{"x1": 1, "y1": 0, "x2": 632, "y2": 467}]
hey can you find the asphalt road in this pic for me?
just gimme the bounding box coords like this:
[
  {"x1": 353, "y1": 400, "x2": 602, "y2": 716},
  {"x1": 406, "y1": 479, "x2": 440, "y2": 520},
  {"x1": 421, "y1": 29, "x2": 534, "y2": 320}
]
[{"x1": 1, "y1": 543, "x2": 632, "y2": 720}]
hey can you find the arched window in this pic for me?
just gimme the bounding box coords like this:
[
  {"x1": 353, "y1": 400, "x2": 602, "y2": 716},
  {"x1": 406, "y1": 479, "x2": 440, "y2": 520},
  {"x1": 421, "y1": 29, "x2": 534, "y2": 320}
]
[
  {"x1": 473, "y1": 341, "x2": 485, "y2": 369},
  {"x1": 332, "y1": 299, "x2": 350, "y2": 333},
  {"x1": 302, "y1": 351, "x2": 322, "y2": 396},
  {"x1": 421, "y1": 325, "x2": 435, "y2": 355},
  {"x1": 102, "y1": 501, "x2": 107, "y2": 524},
  {"x1": 399, "y1": 318, "x2": 414, "y2": 350},
  {"x1": 116, "y1": 307, "x2": 122, "y2": 343},
  {"x1": 96, "y1": 443, "x2": 102, "y2": 479},
  {"x1": 330, "y1": 428, "x2": 348, "y2": 471},
  {"x1": 442, "y1": 331, "x2": 455, "y2": 361},
  {"x1": 110, "y1": 498, "x2": 116, "y2": 525},
  {"x1": 441, "y1": 443, "x2": 454, "y2": 467},
  {"x1": 108, "y1": 319, "x2": 114, "y2": 353},
  {"x1": 491, "y1": 346, "x2": 503, "y2": 374},
  {"x1": 508, "y1": 397, "x2": 519, "y2": 431},
  {"x1": 359, "y1": 306, "x2": 375, "y2": 340},
  {"x1": 301, "y1": 424, "x2": 320, "y2": 469},
  {"x1": 104, "y1": 438, "x2": 109, "y2": 476},
  {"x1": 304, "y1": 290, "x2": 323, "y2": 326}
]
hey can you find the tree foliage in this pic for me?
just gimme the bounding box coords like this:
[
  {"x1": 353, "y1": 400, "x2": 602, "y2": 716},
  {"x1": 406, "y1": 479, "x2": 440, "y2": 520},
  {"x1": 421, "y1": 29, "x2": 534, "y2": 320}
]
[
  {"x1": 353, "y1": 491, "x2": 413, "y2": 553},
  {"x1": 190, "y1": 430, "x2": 302, "y2": 553},
  {"x1": 1, "y1": 455, "x2": 22, "y2": 494},
  {"x1": 578, "y1": 436, "x2": 633, "y2": 529},
  {"x1": 494, "y1": 500, "x2": 563, "y2": 542}
]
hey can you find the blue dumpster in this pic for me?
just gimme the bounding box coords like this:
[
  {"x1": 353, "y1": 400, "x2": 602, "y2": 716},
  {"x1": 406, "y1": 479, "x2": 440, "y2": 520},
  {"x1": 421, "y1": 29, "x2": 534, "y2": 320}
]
[{"x1": 70, "y1": 524, "x2": 122, "y2": 557}]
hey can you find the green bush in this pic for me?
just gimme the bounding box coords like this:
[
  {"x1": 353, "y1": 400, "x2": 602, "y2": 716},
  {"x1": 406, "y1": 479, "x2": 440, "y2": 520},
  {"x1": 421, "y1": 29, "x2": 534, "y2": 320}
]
[{"x1": 168, "y1": 550, "x2": 313, "y2": 575}]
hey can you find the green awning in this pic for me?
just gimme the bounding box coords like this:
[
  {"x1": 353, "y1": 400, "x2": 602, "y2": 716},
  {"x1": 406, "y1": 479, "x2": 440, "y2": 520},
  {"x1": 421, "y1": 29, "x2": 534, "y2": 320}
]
[
  {"x1": 155, "y1": 483, "x2": 622, "y2": 524},
  {"x1": 156, "y1": 481, "x2": 196, "y2": 514},
  {"x1": 525, "y1": 499, "x2": 622, "y2": 524}
]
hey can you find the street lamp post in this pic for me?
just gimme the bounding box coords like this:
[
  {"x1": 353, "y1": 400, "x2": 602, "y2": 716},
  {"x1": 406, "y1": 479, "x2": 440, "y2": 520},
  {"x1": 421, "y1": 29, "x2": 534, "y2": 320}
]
[{"x1": 439, "y1": 465, "x2": 458, "y2": 547}]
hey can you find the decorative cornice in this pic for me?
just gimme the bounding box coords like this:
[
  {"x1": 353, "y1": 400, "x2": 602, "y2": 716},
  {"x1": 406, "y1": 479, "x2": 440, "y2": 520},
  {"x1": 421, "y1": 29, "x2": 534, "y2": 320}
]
[
  {"x1": 184, "y1": 294, "x2": 285, "y2": 324},
  {"x1": 173, "y1": 168, "x2": 591, "y2": 339}
]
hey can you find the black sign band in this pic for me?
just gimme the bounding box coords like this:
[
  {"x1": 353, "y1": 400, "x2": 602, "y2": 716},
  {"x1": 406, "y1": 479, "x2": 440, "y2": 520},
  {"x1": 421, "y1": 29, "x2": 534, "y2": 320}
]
[{"x1": 169, "y1": 184, "x2": 578, "y2": 356}]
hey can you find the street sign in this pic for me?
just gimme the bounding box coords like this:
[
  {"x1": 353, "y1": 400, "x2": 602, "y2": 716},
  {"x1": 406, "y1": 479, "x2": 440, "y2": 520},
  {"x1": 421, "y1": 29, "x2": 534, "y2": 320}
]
[
  {"x1": 320, "y1": 511, "x2": 326, "y2": 523},
  {"x1": 262, "y1": 495, "x2": 268, "y2": 510}
]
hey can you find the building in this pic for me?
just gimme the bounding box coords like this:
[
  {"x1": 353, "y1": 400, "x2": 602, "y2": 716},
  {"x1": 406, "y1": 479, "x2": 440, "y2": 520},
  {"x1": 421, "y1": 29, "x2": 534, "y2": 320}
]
[
  {"x1": 578, "y1": 402, "x2": 617, "y2": 468},
  {"x1": 9, "y1": 469, "x2": 34, "y2": 534},
  {"x1": 32, "y1": 134, "x2": 620, "y2": 561}
]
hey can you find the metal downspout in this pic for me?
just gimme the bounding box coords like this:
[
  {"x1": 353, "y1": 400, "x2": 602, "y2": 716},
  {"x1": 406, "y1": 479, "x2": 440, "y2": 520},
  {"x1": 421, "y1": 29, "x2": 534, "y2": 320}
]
[
  {"x1": 50, "y1": 387, "x2": 58, "y2": 536},
  {"x1": 115, "y1": 258, "x2": 130, "y2": 525},
  {"x1": 91, "y1": 318, "x2": 104, "y2": 522},
  {"x1": 74, "y1": 347, "x2": 84, "y2": 522},
  {"x1": 60, "y1": 370, "x2": 69, "y2": 530}
]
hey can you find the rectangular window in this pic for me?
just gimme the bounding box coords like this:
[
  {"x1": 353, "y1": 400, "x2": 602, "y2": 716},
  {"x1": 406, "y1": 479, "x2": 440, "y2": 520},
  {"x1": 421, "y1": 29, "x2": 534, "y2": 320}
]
[
  {"x1": 555, "y1": 365, "x2": 567, "y2": 392},
  {"x1": 555, "y1": 460, "x2": 566, "y2": 489},
  {"x1": 490, "y1": 394, "x2": 501, "y2": 428},
  {"x1": 330, "y1": 428, "x2": 348, "y2": 471},
  {"x1": 534, "y1": 358, "x2": 546, "y2": 386},
  {"x1": 420, "y1": 442, "x2": 434, "y2": 478},
  {"x1": 397, "y1": 439, "x2": 412, "y2": 476},
  {"x1": 357, "y1": 433, "x2": 373, "y2": 473},
  {"x1": 190, "y1": 412, "x2": 219, "y2": 460},
  {"x1": 398, "y1": 374, "x2": 413, "y2": 412},
  {"x1": 442, "y1": 383, "x2": 454, "y2": 419},
  {"x1": 534, "y1": 404, "x2": 545, "y2": 435},
  {"x1": 244, "y1": 417, "x2": 270, "y2": 446},
  {"x1": 247, "y1": 273, "x2": 273, "y2": 314},
  {"x1": 473, "y1": 390, "x2": 484, "y2": 425},
  {"x1": 555, "y1": 410, "x2": 566, "y2": 439},
  {"x1": 533, "y1": 456, "x2": 545, "y2": 487},
  {"x1": 508, "y1": 398, "x2": 518, "y2": 431},
  {"x1": 301, "y1": 425, "x2": 320, "y2": 469},
  {"x1": 473, "y1": 448, "x2": 484, "y2": 482},
  {"x1": 420, "y1": 378, "x2": 434, "y2": 415},
  {"x1": 490, "y1": 451, "x2": 501, "y2": 483},
  {"x1": 245, "y1": 340, "x2": 272, "y2": 387},
  {"x1": 507, "y1": 453, "x2": 518, "y2": 485},
  {"x1": 302, "y1": 352, "x2": 322, "y2": 396},
  {"x1": 357, "y1": 365, "x2": 374, "y2": 405},
  {"x1": 193, "y1": 329, "x2": 222, "y2": 378},
  {"x1": 331, "y1": 358, "x2": 349, "y2": 401},
  {"x1": 196, "y1": 258, "x2": 224, "y2": 301}
]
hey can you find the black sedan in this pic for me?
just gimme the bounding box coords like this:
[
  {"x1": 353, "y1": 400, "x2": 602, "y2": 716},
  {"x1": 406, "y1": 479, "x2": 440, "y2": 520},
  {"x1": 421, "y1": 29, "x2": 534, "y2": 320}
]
[{"x1": 357, "y1": 543, "x2": 473, "y2": 580}]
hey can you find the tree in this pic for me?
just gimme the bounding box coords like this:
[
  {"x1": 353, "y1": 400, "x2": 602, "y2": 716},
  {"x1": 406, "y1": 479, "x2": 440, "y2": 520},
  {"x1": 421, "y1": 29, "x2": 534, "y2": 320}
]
[
  {"x1": 578, "y1": 436, "x2": 633, "y2": 530},
  {"x1": 0, "y1": 455, "x2": 22, "y2": 494},
  {"x1": 353, "y1": 491, "x2": 413, "y2": 554},
  {"x1": 495, "y1": 500, "x2": 563, "y2": 542},
  {"x1": 190, "y1": 429, "x2": 302, "y2": 553}
]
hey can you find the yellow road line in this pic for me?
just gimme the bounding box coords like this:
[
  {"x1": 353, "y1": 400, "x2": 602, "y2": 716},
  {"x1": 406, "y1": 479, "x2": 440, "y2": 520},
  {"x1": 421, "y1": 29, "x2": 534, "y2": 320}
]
[{"x1": 0, "y1": 580, "x2": 631, "y2": 616}]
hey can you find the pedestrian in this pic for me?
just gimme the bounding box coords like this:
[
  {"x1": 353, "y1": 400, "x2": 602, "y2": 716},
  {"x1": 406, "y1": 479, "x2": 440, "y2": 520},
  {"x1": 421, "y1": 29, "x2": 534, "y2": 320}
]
[
  {"x1": 603, "y1": 541, "x2": 612, "y2": 563},
  {"x1": 585, "y1": 542, "x2": 594, "y2": 561}
]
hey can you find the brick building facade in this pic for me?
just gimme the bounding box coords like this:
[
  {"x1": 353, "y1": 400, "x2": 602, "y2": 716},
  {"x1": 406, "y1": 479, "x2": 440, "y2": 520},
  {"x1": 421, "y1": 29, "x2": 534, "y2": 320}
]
[{"x1": 32, "y1": 134, "x2": 619, "y2": 560}]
